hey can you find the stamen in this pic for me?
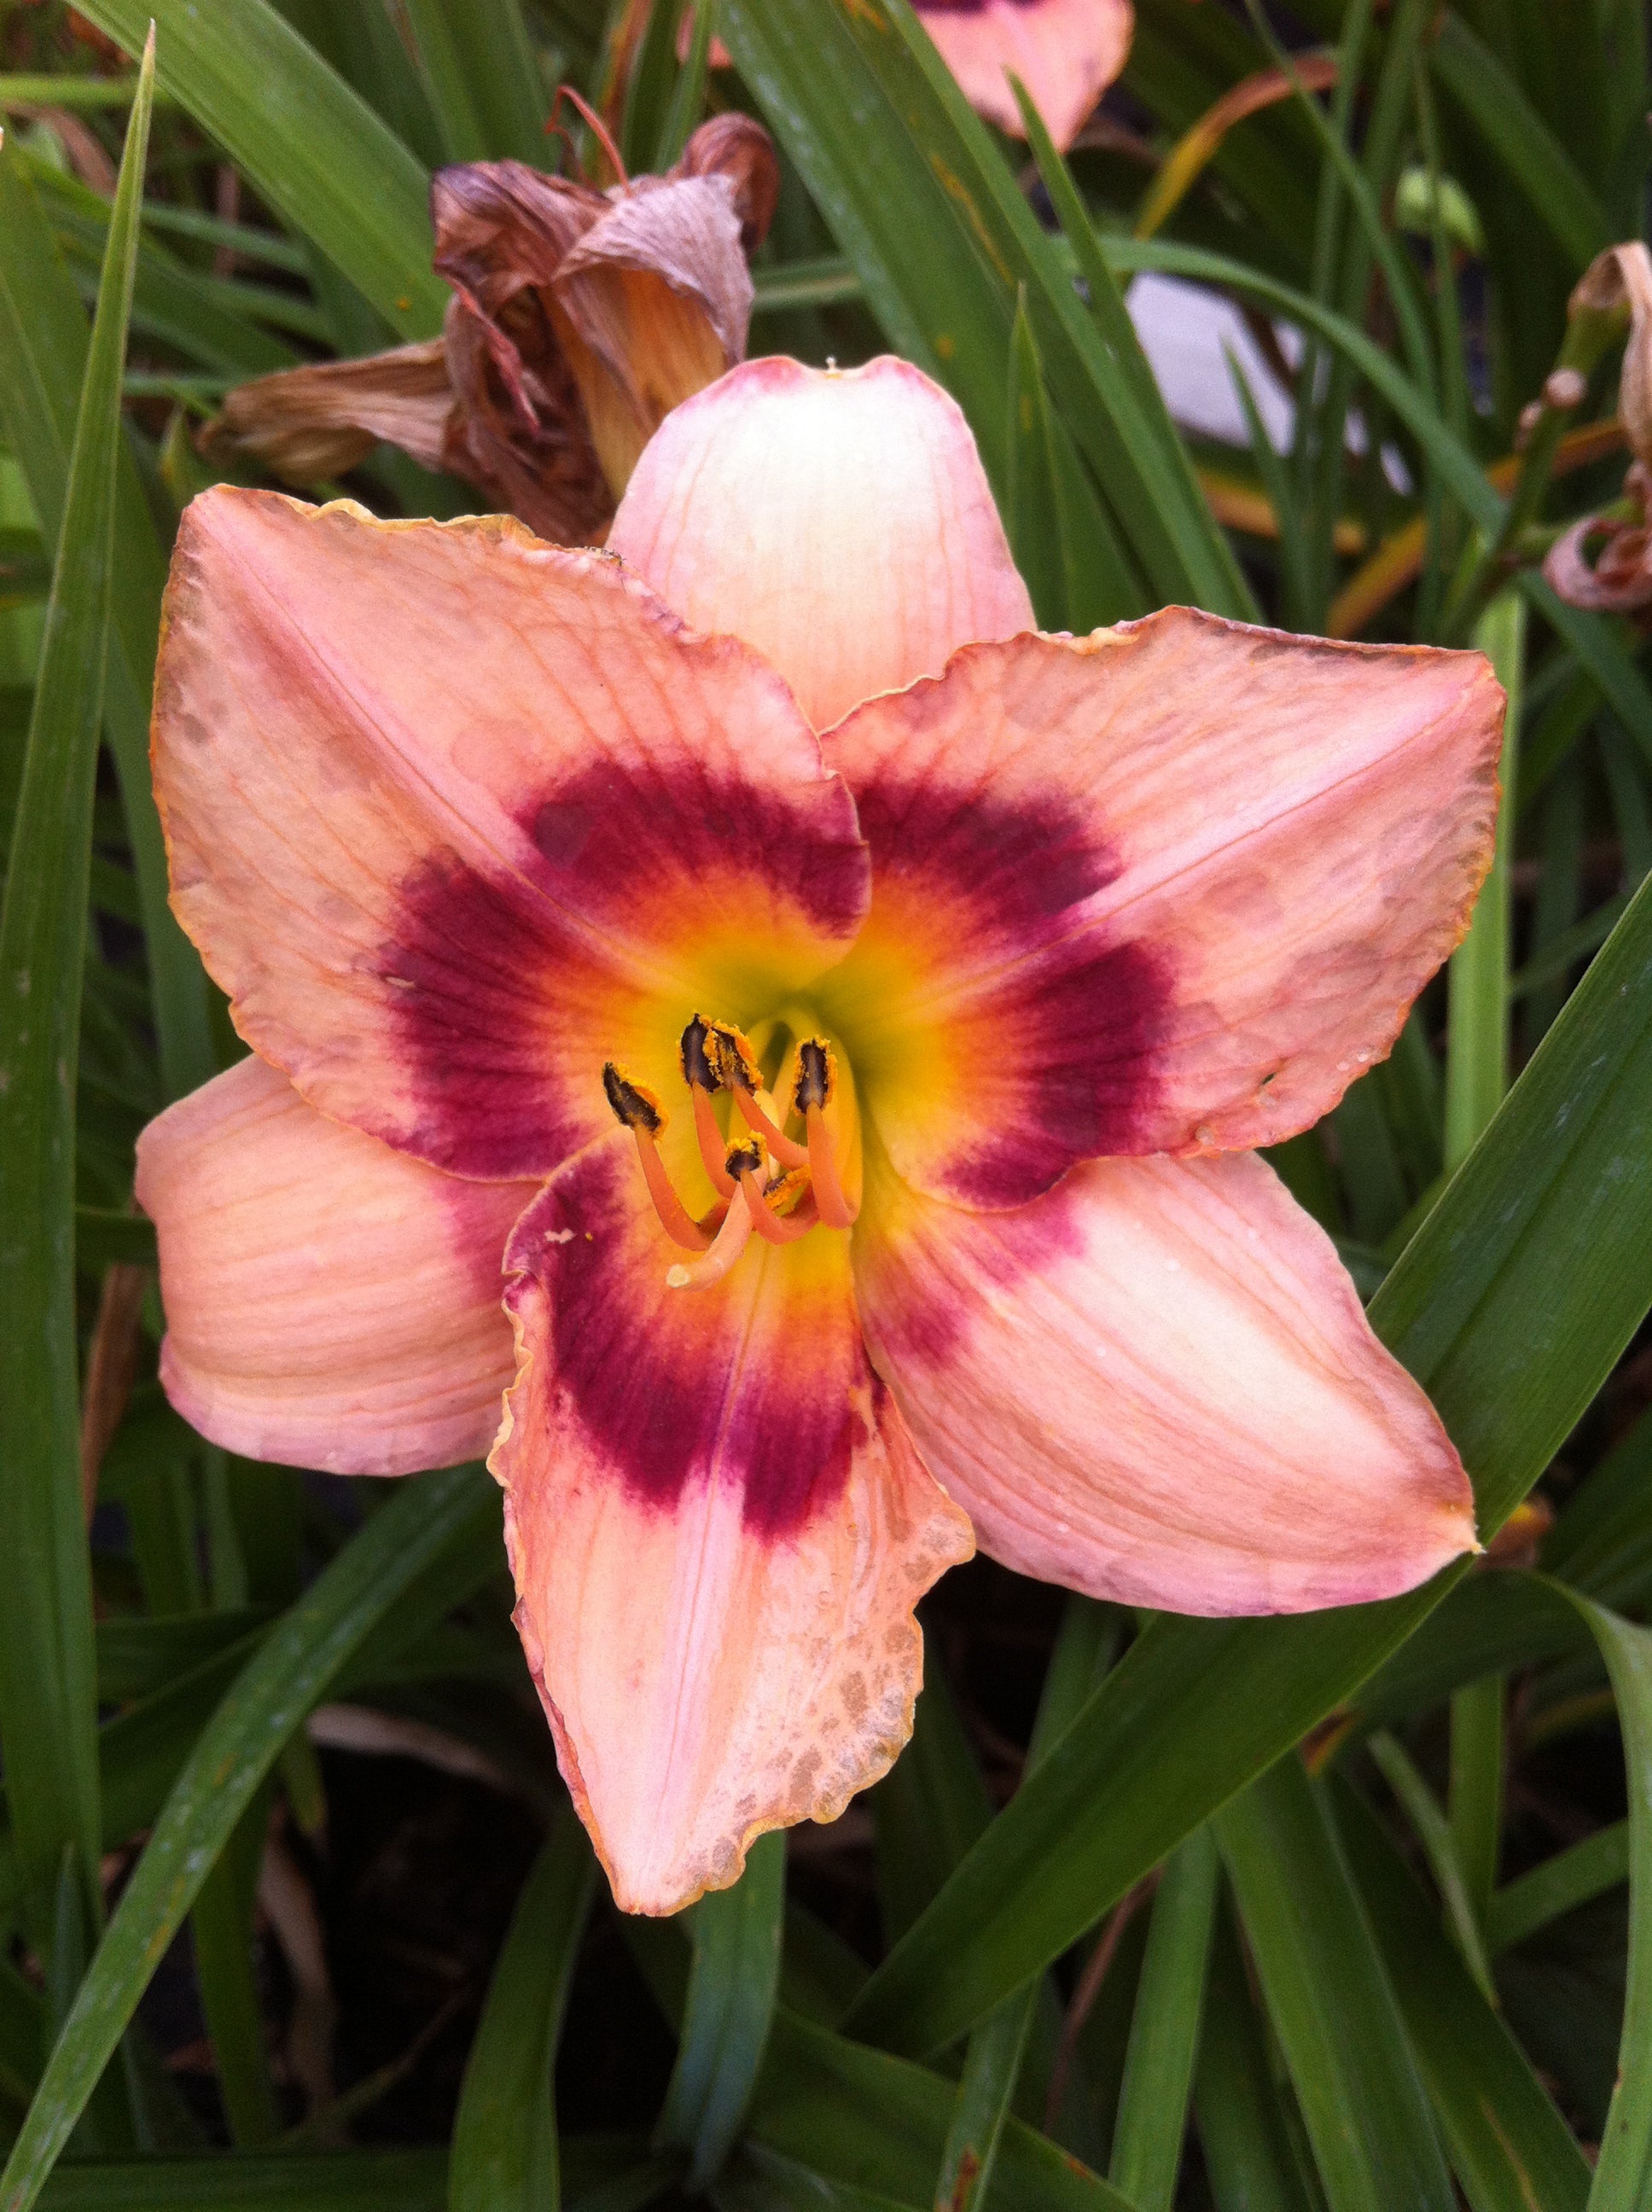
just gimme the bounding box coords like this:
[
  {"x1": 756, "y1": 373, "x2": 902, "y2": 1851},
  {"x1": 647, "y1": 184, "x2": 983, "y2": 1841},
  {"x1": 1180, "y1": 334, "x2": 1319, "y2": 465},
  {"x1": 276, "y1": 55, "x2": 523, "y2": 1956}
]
[
  {"x1": 732, "y1": 1086, "x2": 810, "y2": 1168},
  {"x1": 739, "y1": 1167, "x2": 817, "y2": 1245},
  {"x1": 693, "y1": 1091, "x2": 736, "y2": 1196},
  {"x1": 602, "y1": 1062, "x2": 713, "y2": 1251},
  {"x1": 724, "y1": 1137, "x2": 765, "y2": 1184},
  {"x1": 794, "y1": 1039, "x2": 858, "y2": 1229},
  {"x1": 679, "y1": 1016, "x2": 736, "y2": 1196},
  {"x1": 666, "y1": 1188, "x2": 753, "y2": 1290},
  {"x1": 707, "y1": 1022, "x2": 760, "y2": 1093}
]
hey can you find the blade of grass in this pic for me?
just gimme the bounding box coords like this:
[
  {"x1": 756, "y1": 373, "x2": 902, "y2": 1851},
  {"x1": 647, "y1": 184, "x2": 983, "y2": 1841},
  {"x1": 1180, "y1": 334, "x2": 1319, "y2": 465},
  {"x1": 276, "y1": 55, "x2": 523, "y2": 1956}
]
[
  {"x1": 0, "y1": 28, "x2": 154, "y2": 1941},
  {"x1": 1193, "y1": 1900, "x2": 1316, "y2": 2212},
  {"x1": 36, "y1": 2149, "x2": 449, "y2": 2209},
  {"x1": 1004, "y1": 288, "x2": 1146, "y2": 629},
  {"x1": 0, "y1": 1464, "x2": 495, "y2": 2212},
  {"x1": 0, "y1": 141, "x2": 215, "y2": 1103},
  {"x1": 1366, "y1": 1732, "x2": 1497, "y2": 2005},
  {"x1": 1440, "y1": 592, "x2": 1523, "y2": 1946},
  {"x1": 401, "y1": 0, "x2": 490, "y2": 163},
  {"x1": 1106, "y1": 1828, "x2": 1218, "y2": 2212},
  {"x1": 1526, "y1": 1591, "x2": 1652, "y2": 2209},
  {"x1": 657, "y1": 1832, "x2": 786, "y2": 2190},
  {"x1": 1218, "y1": 1755, "x2": 1457, "y2": 2212},
  {"x1": 749, "y1": 2010, "x2": 1138, "y2": 2212},
  {"x1": 1336, "y1": 1780, "x2": 1591, "y2": 2212},
  {"x1": 449, "y1": 1803, "x2": 597, "y2": 2212},
  {"x1": 933, "y1": 1600, "x2": 1120, "y2": 2212},
  {"x1": 1430, "y1": 13, "x2": 1608, "y2": 273},
  {"x1": 657, "y1": 0, "x2": 715, "y2": 169},
  {"x1": 1486, "y1": 1823, "x2": 1631, "y2": 1955},
  {"x1": 69, "y1": 0, "x2": 446, "y2": 338}
]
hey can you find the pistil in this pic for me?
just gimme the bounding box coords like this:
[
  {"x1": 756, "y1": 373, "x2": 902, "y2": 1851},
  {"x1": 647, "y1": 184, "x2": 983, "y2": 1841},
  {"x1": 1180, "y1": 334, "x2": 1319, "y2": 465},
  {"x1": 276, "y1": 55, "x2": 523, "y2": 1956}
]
[
  {"x1": 737, "y1": 1161, "x2": 818, "y2": 1245},
  {"x1": 665, "y1": 1190, "x2": 753, "y2": 1289}
]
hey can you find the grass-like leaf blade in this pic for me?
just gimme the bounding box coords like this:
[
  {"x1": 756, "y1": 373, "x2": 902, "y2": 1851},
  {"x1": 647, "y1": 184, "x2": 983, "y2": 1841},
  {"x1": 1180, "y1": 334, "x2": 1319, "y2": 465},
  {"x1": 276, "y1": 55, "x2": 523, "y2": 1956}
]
[
  {"x1": 0, "y1": 1467, "x2": 496, "y2": 2212},
  {"x1": 449, "y1": 1804, "x2": 597, "y2": 2212},
  {"x1": 1218, "y1": 1757, "x2": 1457, "y2": 2212},
  {"x1": 68, "y1": 0, "x2": 446, "y2": 339},
  {"x1": 0, "y1": 26, "x2": 154, "y2": 1941},
  {"x1": 658, "y1": 1831, "x2": 786, "y2": 2189}
]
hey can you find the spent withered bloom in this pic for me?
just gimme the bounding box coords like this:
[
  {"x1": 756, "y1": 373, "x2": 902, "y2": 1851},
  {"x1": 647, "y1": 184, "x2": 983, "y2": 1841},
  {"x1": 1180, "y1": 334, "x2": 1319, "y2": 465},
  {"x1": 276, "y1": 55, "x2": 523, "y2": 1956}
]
[
  {"x1": 138, "y1": 355, "x2": 1502, "y2": 1914},
  {"x1": 1544, "y1": 242, "x2": 1652, "y2": 615},
  {"x1": 206, "y1": 110, "x2": 777, "y2": 544}
]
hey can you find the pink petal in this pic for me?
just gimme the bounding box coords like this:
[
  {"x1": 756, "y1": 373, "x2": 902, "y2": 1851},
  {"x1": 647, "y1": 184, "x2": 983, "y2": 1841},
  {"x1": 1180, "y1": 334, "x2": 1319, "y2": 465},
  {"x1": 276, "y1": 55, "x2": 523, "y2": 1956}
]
[
  {"x1": 608, "y1": 355, "x2": 1032, "y2": 730},
  {"x1": 916, "y1": 0, "x2": 1133, "y2": 149},
  {"x1": 135, "y1": 1055, "x2": 534, "y2": 1474},
  {"x1": 493, "y1": 1136, "x2": 973, "y2": 1914},
  {"x1": 856, "y1": 1147, "x2": 1475, "y2": 1615},
  {"x1": 820, "y1": 611, "x2": 1504, "y2": 1208},
  {"x1": 153, "y1": 488, "x2": 867, "y2": 1184}
]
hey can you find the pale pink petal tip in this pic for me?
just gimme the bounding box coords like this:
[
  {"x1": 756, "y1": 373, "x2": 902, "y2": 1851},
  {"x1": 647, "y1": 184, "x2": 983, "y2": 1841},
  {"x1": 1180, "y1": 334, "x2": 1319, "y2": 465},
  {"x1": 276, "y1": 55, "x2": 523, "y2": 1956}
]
[
  {"x1": 136, "y1": 1056, "x2": 533, "y2": 1475},
  {"x1": 609, "y1": 353, "x2": 1033, "y2": 730},
  {"x1": 858, "y1": 1149, "x2": 1475, "y2": 1619},
  {"x1": 916, "y1": 0, "x2": 1133, "y2": 150}
]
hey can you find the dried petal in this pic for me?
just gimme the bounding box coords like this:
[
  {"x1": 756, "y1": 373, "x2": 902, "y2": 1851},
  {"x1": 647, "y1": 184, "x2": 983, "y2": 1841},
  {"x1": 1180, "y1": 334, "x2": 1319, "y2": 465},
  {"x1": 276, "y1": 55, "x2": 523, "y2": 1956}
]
[
  {"x1": 204, "y1": 341, "x2": 455, "y2": 485},
  {"x1": 674, "y1": 110, "x2": 780, "y2": 251},
  {"x1": 553, "y1": 173, "x2": 753, "y2": 492},
  {"x1": 1571, "y1": 241, "x2": 1652, "y2": 468}
]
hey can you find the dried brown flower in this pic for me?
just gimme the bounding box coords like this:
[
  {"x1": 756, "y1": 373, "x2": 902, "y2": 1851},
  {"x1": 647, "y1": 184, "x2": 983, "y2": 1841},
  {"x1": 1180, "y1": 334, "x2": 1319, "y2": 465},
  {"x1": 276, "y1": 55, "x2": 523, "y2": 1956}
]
[
  {"x1": 206, "y1": 113, "x2": 779, "y2": 544},
  {"x1": 1543, "y1": 243, "x2": 1652, "y2": 614}
]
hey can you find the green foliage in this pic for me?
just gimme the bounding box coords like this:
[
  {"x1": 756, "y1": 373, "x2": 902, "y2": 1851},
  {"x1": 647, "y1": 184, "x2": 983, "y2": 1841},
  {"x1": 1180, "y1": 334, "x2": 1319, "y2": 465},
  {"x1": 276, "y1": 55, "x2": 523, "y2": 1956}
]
[{"x1": 3, "y1": 0, "x2": 1651, "y2": 2205}]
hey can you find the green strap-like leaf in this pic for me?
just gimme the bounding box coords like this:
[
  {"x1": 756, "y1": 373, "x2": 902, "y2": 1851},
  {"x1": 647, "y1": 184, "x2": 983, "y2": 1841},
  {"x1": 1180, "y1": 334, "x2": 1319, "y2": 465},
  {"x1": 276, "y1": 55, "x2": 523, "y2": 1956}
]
[
  {"x1": 69, "y1": 0, "x2": 446, "y2": 339},
  {"x1": 1218, "y1": 1757, "x2": 1457, "y2": 2212},
  {"x1": 1486, "y1": 1822, "x2": 1631, "y2": 1956},
  {"x1": 846, "y1": 857, "x2": 1652, "y2": 2058},
  {"x1": 449, "y1": 1804, "x2": 598, "y2": 2212},
  {"x1": 658, "y1": 1831, "x2": 787, "y2": 2189},
  {"x1": 747, "y1": 2010, "x2": 1139, "y2": 2212},
  {"x1": 0, "y1": 28, "x2": 154, "y2": 1944},
  {"x1": 933, "y1": 1599, "x2": 1120, "y2": 2212},
  {"x1": 0, "y1": 1466, "x2": 496, "y2": 2212},
  {"x1": 0, "y1": 122, "x2": 214, "y2": 1103},
  {"x1": 1336, "y1": 1781, "x2": 1591, "y2": 2212},
  {"x1": 1556, "y1": 1594, "x2": 1652, "y2": 2209},
  {"x1": 1430, "y1": 11, "x2": 1610, "y2": 273},
  {"x1": 1107, "y1": 1829, "x2": 1219, "y2": 2212},
  {"x1": 1193, "y1": 1901, "x2": 1316, "y2": 2212}
]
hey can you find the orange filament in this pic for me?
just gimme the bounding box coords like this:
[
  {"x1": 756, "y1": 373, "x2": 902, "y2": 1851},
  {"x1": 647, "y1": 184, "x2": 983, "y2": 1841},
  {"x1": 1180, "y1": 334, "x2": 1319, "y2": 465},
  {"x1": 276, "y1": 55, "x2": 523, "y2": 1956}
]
[
  {"x1": 806, "y1": 1104, "x2": 858, "y2": 1228},
  {"x1": 732, "y1": 1086, "x2": 810, "y2": 1168},
  {"x1": 666, "y1": 1190, "x2": 753, "y2": 1290},
  {"x1": 692, "y1": 1088, "x2": 736, "y2": 1197},
  {"x1": 794, "y1": 1037, "x2": 858, "y2": 1228},
  {"x1": 630, "y1": 1127, "x2": 714, "y2": 1252}
]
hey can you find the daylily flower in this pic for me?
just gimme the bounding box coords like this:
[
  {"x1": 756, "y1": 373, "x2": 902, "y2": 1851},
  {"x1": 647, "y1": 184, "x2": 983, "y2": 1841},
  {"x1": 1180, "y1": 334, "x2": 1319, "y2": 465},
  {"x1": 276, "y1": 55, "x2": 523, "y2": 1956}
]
[
  {"x1": 137, "y1": 355, "x2": 1502, "y2": 1915},
  {"x1": 672, "y1": 0, "x2": 1131, "y2": 153},
  {"x1": 206, "y1": 112, "x2": 777, "y2": 544},
  {"x1": 913, "y1": 0, "x2": 1133, "y2": 148}
]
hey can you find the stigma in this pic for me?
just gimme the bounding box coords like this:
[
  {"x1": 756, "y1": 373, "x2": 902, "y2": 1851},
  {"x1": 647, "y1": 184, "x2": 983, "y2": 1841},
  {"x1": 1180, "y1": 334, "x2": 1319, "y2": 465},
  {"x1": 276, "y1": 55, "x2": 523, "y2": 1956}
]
[{"x1": 602, "y1": 1015, "x2": 858, "y2": 1291}]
